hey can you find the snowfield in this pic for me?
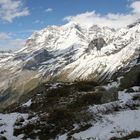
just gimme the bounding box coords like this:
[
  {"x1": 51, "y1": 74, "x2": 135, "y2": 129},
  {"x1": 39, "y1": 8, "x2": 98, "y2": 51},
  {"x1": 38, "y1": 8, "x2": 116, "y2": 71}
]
[
  {"x1": 73, "y1": 109, "x2": 140, "y2": 140},
  {"x1": 60, "y1": 88, "x2": 140, "y2": 140}
]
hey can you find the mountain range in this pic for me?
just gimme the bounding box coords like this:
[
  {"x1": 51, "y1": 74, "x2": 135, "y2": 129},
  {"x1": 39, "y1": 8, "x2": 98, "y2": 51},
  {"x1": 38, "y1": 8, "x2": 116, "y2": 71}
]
[{"x1": 0, "y1": 22, "x2": 140, "y2": 140}]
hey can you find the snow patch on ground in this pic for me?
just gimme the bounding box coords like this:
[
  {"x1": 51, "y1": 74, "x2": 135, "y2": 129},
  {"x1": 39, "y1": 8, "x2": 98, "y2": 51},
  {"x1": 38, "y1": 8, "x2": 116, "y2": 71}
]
[
  {"x1": 132, "y1": 86, "x2": 140, "y2": 92},
  {"x1": 22, "y1": 99, "x2": 32, "y2": 107},
  {"x1": 0, "y1": 113, "x2": 28, "y2": 140},
  {"x1": 73, "y1": 109, "x2": 140, "y2": 140}
]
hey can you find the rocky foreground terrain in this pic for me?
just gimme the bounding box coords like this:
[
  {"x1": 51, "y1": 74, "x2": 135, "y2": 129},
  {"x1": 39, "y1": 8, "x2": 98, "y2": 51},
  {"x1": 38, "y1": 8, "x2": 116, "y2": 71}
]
[{"x1": 0, "y1": 22, "x2": 140, "y2": 139}]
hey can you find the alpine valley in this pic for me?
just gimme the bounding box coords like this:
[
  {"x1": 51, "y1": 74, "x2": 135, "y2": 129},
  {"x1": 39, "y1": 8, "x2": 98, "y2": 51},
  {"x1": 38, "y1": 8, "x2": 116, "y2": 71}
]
[{"x1": 0, "y1": 22, "x2": 140, "y2": 140}]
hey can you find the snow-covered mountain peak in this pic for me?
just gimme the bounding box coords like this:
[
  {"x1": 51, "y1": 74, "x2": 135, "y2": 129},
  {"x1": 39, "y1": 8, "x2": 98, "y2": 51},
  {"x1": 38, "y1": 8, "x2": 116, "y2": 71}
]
[{"x1": 24, "y1": 22, "x2": 116, "y2": 54}]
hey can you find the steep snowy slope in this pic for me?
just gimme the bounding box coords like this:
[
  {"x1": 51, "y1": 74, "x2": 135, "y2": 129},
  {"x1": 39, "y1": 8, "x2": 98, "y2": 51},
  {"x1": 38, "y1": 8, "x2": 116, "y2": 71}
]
[
  {"x1": 17, "y1": 22, "x2": 140, "y2": 82},
  {"x1": 0, "y1": 22, "x2": 140, "y2": 108}
]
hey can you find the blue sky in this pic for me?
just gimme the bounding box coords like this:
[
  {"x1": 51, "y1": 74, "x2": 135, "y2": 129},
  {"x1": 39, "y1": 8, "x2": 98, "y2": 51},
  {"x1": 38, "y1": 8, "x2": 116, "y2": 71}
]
[{"x1": 0, "y1": 0, "x2": 140, "y2": 51}]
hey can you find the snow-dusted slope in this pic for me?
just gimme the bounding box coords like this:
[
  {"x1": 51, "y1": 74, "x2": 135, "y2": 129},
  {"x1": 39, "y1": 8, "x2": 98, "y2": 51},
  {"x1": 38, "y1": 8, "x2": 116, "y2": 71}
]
[
  {"x1": 0, "y1": 22, "x2": 140, "y2": 108},
  {"x1": 18, "y1": 22, "x2": 140, "y2": 82}
]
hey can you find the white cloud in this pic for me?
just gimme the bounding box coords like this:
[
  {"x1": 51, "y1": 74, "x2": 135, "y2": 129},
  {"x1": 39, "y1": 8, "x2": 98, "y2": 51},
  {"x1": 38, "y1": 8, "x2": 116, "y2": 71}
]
[
  {"x1": 0, "y1": 32, "x2": 10, "y2": 40},
  {"x1": 45, "y1": 8, "x2": 53, "y2": 13},
  {"x1": 0, "y1": 38, "x2": 25, "y2": 50},
  {"x1": 0, "y1": 0, "x2": 29, "y2": 22},
  {"x1": 34, "y1": 20, "x2": 40, "y2": 23},
  {"x1": 0, "y1": 32, "x2": 25, "y2": 50},
  {"x1": 130, "y1": 0, "x2": 140, "y2": 13},
  {"x1": 34, "y1": 20, "x2": 44, "y2": 24},
  {"x1": 8, "y1": 38, "x2": 25, "y2": 48},
  {"x1": 64, "y1": 0, "x2": 140, "y2": 29}
]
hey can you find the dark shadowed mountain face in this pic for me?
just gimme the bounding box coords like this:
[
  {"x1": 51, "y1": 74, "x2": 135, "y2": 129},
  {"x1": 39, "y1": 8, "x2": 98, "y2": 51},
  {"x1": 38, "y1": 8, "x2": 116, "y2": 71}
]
[
  {"x1": 86, "y1": 37, "x2": 107, "y2": 52},
  {"x1": 127, "y1": 20, "x2": 140, "y2": 28},
  {"x1": 22, "y1": 49, "x2": 53, "y2": 70},
  {"x1": 90, "y1": 38, "x2": 107, "y2": 50}
]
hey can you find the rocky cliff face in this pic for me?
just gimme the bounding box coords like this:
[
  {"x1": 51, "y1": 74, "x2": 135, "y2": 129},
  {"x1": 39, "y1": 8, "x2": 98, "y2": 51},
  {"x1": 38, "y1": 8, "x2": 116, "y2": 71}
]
[{"x1": 0, "y1": 22, "x2": 140, "y2": 108}]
